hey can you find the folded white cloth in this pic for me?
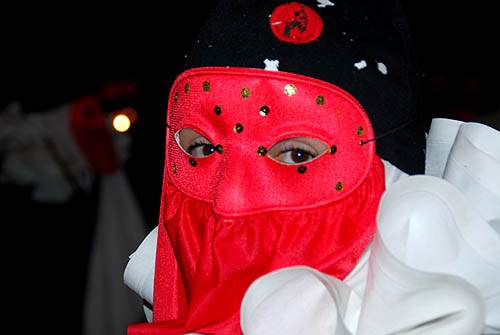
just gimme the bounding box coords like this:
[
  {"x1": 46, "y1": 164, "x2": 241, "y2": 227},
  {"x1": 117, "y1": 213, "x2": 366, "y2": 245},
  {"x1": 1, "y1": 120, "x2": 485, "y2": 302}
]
[
  {"x1": 426, "y1": 119, "x2": 500, "y2": 233},
  {"x1": 425, "y1": 118, "x2": 463, "y2": 178},
  {"x1": 241, "y1": 266, "x2": 357, "y2": 335},
  {"x1": 443, "y1": 122, "x2": 500, "y2": 231},
  {"x1": 124, "y1": 226, "x2": 158, "y2": 306},
  {"x1": 123, "y1": 226, "x2": 158, "y2": 322},
  {"x1": 373, "y1": 175, "x2": 499, "y2": 333}
]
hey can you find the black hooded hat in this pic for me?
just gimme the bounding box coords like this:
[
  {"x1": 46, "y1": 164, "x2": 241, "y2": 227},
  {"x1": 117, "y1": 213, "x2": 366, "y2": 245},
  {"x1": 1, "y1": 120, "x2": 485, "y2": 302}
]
[{"x1": 184, "y1": 0, "x2": 425, "y2": 174}]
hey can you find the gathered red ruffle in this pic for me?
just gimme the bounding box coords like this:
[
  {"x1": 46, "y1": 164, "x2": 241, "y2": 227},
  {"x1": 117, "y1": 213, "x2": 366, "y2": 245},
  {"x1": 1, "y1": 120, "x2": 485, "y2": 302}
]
[{"x1": 128, "y1": 156, "x2": 385, "y2": 335}]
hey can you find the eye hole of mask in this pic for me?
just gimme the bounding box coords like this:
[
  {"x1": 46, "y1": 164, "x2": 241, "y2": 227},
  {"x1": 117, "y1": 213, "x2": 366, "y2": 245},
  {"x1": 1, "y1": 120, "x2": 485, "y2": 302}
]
[
  {"x1": 267, "y1": 137, "x2": 328, "y2": 165},
  {"x1": 175, "y1": 128, "x2": 216, "y2": 158}
]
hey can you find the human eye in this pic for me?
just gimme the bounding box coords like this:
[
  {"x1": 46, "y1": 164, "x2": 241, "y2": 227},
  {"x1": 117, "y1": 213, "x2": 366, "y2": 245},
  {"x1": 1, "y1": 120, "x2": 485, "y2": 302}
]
[
  {"x1": 267, "y1": 137, "x2": 328, "y2": 165},
  {"x1": 175, "y1": 128, "x2": 215, "y2": 158}
]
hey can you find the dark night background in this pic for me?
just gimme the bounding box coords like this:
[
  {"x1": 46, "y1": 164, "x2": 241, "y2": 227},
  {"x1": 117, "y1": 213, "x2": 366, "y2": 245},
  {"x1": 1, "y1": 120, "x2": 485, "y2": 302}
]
[{"x1": 0, "y1": 1, "x2": 498, "y2": 332}]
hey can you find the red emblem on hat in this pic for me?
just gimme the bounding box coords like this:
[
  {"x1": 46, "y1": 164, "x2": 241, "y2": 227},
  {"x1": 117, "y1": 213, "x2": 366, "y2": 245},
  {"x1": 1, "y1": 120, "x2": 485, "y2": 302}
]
[{"x1": 270, "y1": 2, "x2": 323, "y2": 44}]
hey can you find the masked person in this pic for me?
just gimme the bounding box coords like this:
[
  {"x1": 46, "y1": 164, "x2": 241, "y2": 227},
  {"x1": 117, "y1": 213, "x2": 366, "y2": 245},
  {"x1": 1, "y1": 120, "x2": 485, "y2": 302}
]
[{"x1": 124, "y1": 1, "x2": 500, "y2": 334}]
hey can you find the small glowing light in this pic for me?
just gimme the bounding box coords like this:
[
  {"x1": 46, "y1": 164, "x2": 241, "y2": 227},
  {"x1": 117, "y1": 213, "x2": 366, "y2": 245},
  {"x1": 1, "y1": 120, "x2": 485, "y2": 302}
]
[{"x1": 113, "y1": 114, "x2": 131, "y2": 132}]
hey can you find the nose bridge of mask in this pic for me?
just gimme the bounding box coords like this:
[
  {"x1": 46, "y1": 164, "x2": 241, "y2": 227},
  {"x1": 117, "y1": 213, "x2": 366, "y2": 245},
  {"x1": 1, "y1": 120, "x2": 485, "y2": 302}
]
[{"x1": 166, "y1": 67, "x2": 376, "y2": 217}]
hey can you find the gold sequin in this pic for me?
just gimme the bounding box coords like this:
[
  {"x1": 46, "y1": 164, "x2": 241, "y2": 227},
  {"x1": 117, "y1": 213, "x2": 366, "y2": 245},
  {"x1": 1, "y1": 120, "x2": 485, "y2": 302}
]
[
  {"x1": 203, "y1": 81, "x2": 210, "y2": 92},
  {"x1": 174, "y1": 92, "x2": 178, "y2": 102},
  {"x1": 257, "y1": 146, "x2": 267, "y2": 156},
  {"x1": 259, "y1": 105, "x2": 270, "y2": 116},
  {"x1": 329, "y1": 145, "x2": 337, "y2": 154},
  {"x1": 357, "y1": 126, "x2": 365, "y2": 136},
  {"x1": 335, "y1": 182, "x2": 343, "y2": 192},
  {"x1": 284, "y1": 84, "x2": 297, "y2": 96},
  {"x1": 241, "y1": 88, "x2": 250, "y2": 98},
  {"x1": 297, "y1": 166, "x2": 307, "y2": 174},
  {"x1": 214, "y1": 105, "x2": 222, "y2": 115},
  {"x1": 172, "y1": 164, "x2": 177, "y2": 174},
  {"x1": 234, "y1": 123, "x2": 244, "y2": 133},
  {"x1": 184, "y1": 83, "x2": 189, "y2": 93},
  {"x1": 316, "y1": 95, "x2": 325, "y2": 105}
]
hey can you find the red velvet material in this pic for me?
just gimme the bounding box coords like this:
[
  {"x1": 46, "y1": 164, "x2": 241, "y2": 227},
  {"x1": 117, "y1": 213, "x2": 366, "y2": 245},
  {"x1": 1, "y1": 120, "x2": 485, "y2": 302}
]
[{"x1": 128, "y1": 67, "x2": 386, "y2": 334}]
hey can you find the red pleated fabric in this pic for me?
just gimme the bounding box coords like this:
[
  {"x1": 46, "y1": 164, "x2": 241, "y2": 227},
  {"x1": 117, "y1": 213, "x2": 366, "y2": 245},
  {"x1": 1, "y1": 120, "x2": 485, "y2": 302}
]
[{"x1": 128, "y1": 157, "x2": 385, "y2": 335}]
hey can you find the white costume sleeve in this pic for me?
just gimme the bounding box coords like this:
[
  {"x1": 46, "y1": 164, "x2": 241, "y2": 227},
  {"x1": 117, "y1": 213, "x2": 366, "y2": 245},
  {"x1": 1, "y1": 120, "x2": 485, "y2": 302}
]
[{"x1": 123, "y1": 226, "x2": 158, "y2": 322}]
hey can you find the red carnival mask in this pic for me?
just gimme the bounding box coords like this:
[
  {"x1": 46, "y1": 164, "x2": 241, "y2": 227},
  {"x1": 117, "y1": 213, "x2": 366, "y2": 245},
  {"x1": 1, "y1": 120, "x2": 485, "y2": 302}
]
[{"x1": 128, "y1": 67, "x2": 385, "y2": 335}]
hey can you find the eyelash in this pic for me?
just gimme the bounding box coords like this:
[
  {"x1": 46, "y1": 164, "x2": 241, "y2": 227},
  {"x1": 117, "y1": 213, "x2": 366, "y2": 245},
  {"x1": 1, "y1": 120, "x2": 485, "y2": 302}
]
[
  {"x1": 276, "y1": 142, "x2": 318, "y2": 157},
  {"x1": 187, "y1": 137, "x2": 213, "y2": 152}
]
